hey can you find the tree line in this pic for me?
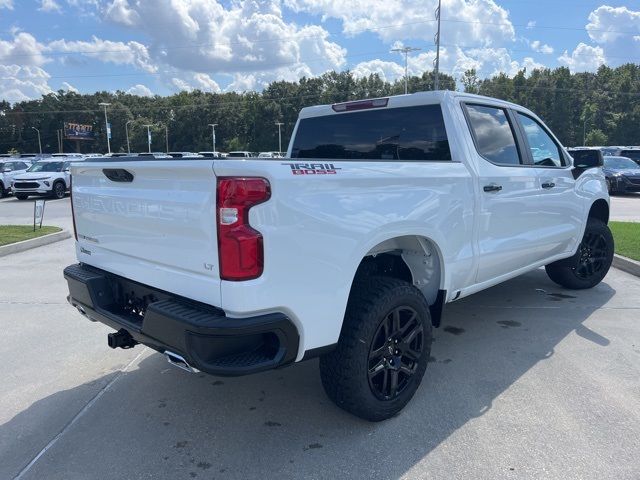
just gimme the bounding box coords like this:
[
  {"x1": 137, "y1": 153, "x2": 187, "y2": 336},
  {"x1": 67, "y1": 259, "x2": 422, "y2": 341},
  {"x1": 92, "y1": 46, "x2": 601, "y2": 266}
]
[{"x1": 1, "y1": 64, "x2": 639, "y2": 154}]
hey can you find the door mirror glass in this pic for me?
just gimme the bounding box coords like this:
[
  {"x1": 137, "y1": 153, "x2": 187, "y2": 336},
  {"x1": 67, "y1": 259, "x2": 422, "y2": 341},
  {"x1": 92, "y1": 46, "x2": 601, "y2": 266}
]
[{"x1": 568, "y1": 149, "x2": 604, "y2": 169}]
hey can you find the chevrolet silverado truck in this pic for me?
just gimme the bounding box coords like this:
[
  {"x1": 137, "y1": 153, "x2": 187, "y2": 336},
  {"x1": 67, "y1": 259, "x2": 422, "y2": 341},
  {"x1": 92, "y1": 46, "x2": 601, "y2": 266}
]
[{"x1": 64, "y1": 91, "x2": 613, "y2": 421}]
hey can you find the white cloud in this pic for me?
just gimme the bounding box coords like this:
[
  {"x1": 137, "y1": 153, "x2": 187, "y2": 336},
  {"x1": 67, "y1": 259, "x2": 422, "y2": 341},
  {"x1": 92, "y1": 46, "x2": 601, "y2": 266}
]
[
  {"x1": 352, "y1": 46, "x2": 546, "y2": 85},
  {"x1": 102, "y1": 0, "x2": 346, "y2": 81},
  {"x1": 0, "y1": 0, "x2": 13, "y2": 9},
  {"x1": 526, "y1": 20, "x2": 536, "y2": 29},
  {"x1": 61, "y1": 81, "x2": 78, "y2": 92},
  {"x1": 0, "y1": 65, "x2": 52, "y2": 103},
  {"x1": 0, "y1": 32, "x2": 49, "y2": 67},
  {"x1": 171, "y1": 78, "x2": 193, "y2": 92},
  {"x1": 587, "y1": 5, "x2": 640, "y2": 44},
  {"x1": 39, "y1": 0, "x2": 62, "y2": 12},
  {"x1": 193, "y1": 73, "x2": 221, "y2": 93},
  {"x1": 126, "y1": 84, "x2": 153, "y2": 96},
  {"x1": 285, "y1": 0, "x2": 515, "y2": 46},
  {"x1": 558, "y1": 43, "x2": 605, "y2": 72},
  {"x1": 530, "y1": 40, "x2": 553, "y2": 54},
  {"x1": 46, "y1": 36, "x2": 157, "y2": 72}
]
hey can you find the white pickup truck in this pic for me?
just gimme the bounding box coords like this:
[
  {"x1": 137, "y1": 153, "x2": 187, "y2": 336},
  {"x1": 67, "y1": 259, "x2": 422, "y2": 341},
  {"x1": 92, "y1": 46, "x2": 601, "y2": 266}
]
[{"x1": 64, "y1": 91, "x2": 612, "y2": 421}]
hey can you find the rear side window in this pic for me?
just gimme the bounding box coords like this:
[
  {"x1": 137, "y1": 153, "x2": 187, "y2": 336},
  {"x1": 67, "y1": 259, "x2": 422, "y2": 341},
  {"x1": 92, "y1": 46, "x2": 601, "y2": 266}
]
[
  {"x1": 465, "y1": 104, "x2": 521, "y2": 166},
  {"x1": 291, "y1": 105, "x2": 451, "y2": 161}
]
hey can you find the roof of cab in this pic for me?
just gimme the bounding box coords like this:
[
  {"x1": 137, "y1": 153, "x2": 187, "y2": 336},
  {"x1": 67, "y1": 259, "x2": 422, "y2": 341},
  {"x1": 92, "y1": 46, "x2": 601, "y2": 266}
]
[{"x1": 298, "y1": 90, "x2": 525, "y2": 120}]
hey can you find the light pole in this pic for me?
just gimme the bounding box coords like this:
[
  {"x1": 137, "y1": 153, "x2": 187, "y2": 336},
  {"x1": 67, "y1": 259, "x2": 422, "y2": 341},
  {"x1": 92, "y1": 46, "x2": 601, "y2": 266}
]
[
  {"x1": 391, "y1": 46, "x2": 421, "y2": 94},
  {"x1": 125, "y1": 120, "x2": 133, "y2": 154},
  {"x1": 98, "y1": 102, "x2": 111, "y2": 154},
  {"x1": 275, "y1": 122, "x2": 283, "y2": 154},
  {"x1": 434, "y1": 0, "x2": 442, "y2": 90},
  {"x1": 143, "y1": 124, "x2": 153, "y2": 153},
  {"x1": 31, "y1": 127, "x2": 42, "y2": 154},
  {"x1": 208, "y1": 123, "x2": 218, "y2": 153}
]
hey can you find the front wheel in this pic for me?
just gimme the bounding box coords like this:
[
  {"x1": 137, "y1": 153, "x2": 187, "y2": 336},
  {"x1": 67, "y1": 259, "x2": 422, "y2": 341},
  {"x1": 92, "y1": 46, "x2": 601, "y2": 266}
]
[
  {"x1": 319, "y1": 277, "x2": 432, "y2": 421},
  {"x1": 545, "y1": 218, "x2": 614, "y2": 289},
  {"x1": 52, "y1": 181, "x2": 66, "y2": 199},
  {"x1": 0, "y1": 182, "x2": 6, "y2": 198}
]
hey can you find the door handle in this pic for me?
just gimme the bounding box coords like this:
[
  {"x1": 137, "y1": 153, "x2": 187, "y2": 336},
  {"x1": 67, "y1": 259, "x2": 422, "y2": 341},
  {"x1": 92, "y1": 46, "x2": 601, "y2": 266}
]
[
  {"x1": 541, "y1": 182, "x2": 555, "y2": 189},
  {"x1": 483, "y1": 184, "x2": 502, "y2": 193}
]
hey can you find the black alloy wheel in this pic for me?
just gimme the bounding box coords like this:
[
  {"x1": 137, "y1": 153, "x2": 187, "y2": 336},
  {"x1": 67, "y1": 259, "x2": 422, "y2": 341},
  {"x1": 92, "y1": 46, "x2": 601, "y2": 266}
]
[
  {"x1": 574, "y1": 230, "x2": 609, "y2": 280},
  {"x1": 367, "y1": 306, "x2": 424, "y2": 400}
]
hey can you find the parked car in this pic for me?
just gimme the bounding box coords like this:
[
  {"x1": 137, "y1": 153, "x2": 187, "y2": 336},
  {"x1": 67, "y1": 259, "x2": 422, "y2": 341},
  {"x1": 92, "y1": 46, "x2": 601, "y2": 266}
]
[
  {"x1": 617, "y1": 148, "x2": 640, "y2": 166},
  {"x1": 602, "y1": 155, "x2": 640, "y2": 194},
  {"x1": 12, "y1": 157, "x2": 85, "y2": 200},
  {"x1": 137, "y1": 152, "x2": 171, "y2": 158},
  {"x1": 168, "y1": 152, "x2": 203, "y2": 158},
  {"x1": 227, "y1": 151, "x2": 253, "y2": 158},
  {"x1": 257, "y1": 151, "x2": 282, "y2": 158},
  {"x1": 0, "y1": 159, "x2": 31, "y2": 197},
  {"x1": 64, "y1": 91, "x2": 611, "y2": 422},
  {"x1": 198, "y1": 151, "x2": 223, "y2": 158}
]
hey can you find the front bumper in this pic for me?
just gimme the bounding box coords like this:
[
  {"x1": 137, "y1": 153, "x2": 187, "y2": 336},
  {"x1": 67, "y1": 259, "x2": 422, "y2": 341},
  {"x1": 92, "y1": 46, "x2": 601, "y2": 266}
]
[
  {"x1": 12, "y1": 180, "x2": 53, "y2": 195},
  {"x1": 64, "y1": 263, "x2": 299, "y2": 376}
]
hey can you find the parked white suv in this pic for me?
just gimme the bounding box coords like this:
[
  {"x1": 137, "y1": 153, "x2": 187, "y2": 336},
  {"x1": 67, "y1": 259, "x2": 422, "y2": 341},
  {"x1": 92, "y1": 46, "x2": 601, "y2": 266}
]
[
  {"x1": 64, "y1": 91, "x2": 612, "y2": 421},
  {"x1": 0, "y1": 159, "x2": 31, "y2": 198},
  {"x1": 12, "y1": 157, "x2": 85, "y2": 200}
]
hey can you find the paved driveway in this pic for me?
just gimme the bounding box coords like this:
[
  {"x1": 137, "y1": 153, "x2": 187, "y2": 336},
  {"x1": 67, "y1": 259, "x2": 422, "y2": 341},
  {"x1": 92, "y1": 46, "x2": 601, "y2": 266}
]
[{"x1": 1, "y1": 237, "x2": 639, "y2": 480}]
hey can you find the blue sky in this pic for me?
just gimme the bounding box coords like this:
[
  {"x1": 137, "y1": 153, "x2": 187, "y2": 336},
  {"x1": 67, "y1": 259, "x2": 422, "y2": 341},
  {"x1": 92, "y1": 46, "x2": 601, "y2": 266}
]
[{"x1": 0, "y1": 0, "x2": 639, "y2": 102}]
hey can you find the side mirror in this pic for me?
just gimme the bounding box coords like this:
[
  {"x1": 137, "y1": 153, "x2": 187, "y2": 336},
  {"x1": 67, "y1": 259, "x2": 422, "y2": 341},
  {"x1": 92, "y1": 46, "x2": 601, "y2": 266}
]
[
  {"x1": 2, "y1": 168, "x2": 11, "y2": 173},
  {"x1": 569, "y1": 150, "x2": 603, "y2": 179},
  {"x1": 570, "y1": 150, "x2": 604, "y2": 169}
]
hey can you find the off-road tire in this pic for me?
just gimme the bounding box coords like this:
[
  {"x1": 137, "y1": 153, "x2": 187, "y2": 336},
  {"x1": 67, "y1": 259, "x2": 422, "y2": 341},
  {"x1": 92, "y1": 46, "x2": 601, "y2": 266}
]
[
  {"x1": 545, "y1": 218, "x2": 614, "y2": 289},
  {"x1": 319, "y1": 277, "x2": 432, "y2": 422}
]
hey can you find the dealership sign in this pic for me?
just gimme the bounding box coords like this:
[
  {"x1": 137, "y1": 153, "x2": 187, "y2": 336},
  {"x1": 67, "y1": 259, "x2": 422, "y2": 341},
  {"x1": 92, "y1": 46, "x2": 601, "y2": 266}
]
[{"x1": 64, "y1": 122, "x2": 95, "y2": 141}]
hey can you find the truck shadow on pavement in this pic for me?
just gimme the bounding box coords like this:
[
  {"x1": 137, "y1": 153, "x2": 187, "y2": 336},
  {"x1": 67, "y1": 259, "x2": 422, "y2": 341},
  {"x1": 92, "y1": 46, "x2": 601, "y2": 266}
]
[{"x1": 3, "y1": 269, "x2": 617, "y2": 480}]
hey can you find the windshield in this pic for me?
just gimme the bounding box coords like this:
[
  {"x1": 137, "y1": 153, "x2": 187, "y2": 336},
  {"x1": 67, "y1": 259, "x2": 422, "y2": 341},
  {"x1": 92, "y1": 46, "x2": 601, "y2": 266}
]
[
  {"x1": 27, "y1": 161, "x2": 64, "y2": 173},
  {"x1": 604, "y1": 156, "x2": 639, "y2": 170},
  {"x1": 619, "y1": 150, "x2": 640, "y2": 161}
]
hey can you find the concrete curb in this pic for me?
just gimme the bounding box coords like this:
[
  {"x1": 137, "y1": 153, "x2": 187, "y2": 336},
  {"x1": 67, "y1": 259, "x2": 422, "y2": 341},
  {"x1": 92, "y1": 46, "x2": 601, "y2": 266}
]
[
  {"x1": 613, "y1": 254, "x2": 640, "y2": 277},
  {"x1": 0, "y1": 230, "x2": 72, "y2": 258}
]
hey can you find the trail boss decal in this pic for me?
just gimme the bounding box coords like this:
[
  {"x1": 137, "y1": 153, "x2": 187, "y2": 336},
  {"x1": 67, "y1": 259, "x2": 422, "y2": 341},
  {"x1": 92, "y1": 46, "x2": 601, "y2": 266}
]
[{"x1": 281, "y1": 163, "x2": 341, "y2": 175}]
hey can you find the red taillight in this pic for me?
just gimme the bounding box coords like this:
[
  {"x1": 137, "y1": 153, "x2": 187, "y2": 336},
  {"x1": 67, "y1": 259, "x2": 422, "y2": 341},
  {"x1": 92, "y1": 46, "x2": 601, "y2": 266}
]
[
  {"x1": 216, "y1": 177, "x2": 271, "y2": 281},
  {"x1": 69, "y1": 174, "x2": 77, "y2": 241}
]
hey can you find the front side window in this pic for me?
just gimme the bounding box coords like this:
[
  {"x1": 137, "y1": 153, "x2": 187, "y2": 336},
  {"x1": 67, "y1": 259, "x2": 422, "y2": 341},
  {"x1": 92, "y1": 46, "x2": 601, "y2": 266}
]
[
  {"x1": 291, "y1": 105, "x2": 451, "y2": 161},
  {"x1": 517, "y1": 113, "x2": 565, "y2": 167},
  {"x1": 465, "y1": 104, "x2": 521, "y2": 166}
]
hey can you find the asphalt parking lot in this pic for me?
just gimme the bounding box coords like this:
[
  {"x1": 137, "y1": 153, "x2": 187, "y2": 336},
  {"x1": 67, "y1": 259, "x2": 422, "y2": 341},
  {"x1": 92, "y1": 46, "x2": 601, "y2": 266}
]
[{"x1": 1, "y1": 194, "x2": 639, "y2": 479}]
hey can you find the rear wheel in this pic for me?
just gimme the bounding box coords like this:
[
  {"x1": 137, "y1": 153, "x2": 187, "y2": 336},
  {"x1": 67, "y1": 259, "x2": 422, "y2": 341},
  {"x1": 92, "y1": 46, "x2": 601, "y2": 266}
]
[
  {"x1": 52, "y1": 181, "x2": 66, "y2": 199},
  {"x1": 0, "y1": 182, "x2": 6, "y2": 198},
  {"x1": 15, "y1": 194, "x2": 28, "y2": 200},
  {"x1": 545, "y1": 218, "x2": 614, "y2": 289},
  {"x1": 319, "y1": 277, "x2": 432, "y2": 421}
]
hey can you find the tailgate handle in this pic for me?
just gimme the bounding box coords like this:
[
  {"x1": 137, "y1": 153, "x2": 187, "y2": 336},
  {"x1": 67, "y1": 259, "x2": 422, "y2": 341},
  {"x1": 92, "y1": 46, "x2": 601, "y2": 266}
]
[{"x1": 102, "y1": 169, "x2": 134, "y2": 183}]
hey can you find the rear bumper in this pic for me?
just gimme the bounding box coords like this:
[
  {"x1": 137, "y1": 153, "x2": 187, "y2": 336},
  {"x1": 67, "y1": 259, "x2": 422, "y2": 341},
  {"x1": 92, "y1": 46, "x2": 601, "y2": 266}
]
[{"x1": 64, "y1": 263, "x2": 299, "y2": 376}]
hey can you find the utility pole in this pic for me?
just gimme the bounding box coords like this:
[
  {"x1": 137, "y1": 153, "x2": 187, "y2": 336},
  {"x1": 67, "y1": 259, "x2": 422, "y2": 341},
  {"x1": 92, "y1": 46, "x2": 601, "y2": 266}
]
[
  {"x1": 98, "y1": 102, "x2": 111, "y2": 154},
  {"x1": 57, "y1": 129, "x2": 63, "y2": 153},
  {"x1": 208, "y1": 123, "x2": 218, "y2": 153},
  {"x1": 125, "y1": 120, "x2": 133, "y2": 154},
  {"x1": 31, "y1": 127, "x2": 42, "y2": 154},
  {"x1": 434, "y1": 0, "x2": 442, "y2": 90},
  {"x1": 275, "y1": 122, "x2": 284, "y2": 154},
  {"x1": 143, "y1": 124, "x2": 153, "y2": 153},
  {"x1": 391, "y1": 46, "x2": 421, "y2": 94}
]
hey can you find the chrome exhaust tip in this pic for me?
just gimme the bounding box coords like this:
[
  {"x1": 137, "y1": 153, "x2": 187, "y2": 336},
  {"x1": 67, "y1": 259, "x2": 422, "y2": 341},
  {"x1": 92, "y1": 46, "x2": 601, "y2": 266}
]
[{"x1": 164, "y1": 351, "x2": 199, "y2": 374}]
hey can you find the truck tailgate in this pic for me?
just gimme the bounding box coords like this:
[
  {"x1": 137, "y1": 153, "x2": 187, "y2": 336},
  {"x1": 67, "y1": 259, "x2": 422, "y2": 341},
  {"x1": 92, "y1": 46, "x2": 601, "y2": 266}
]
[{"x1": 71, "y1": 160, "x2": 222, "y2": 307}]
